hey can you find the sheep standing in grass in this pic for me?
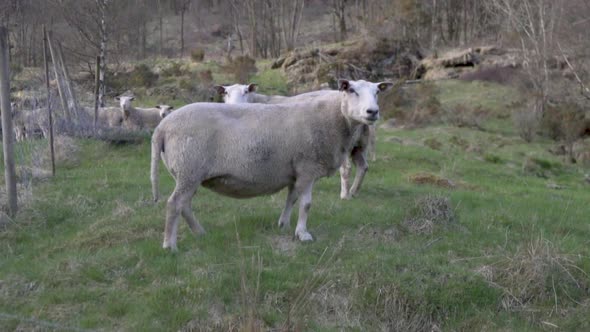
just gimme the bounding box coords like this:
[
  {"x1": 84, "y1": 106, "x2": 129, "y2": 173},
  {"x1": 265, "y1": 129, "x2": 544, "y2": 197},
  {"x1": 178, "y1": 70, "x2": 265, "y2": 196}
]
[
  {"x1": 12, "y1": 107, "x2": 49, "y2": 140},
  {"x1": 215, "y1": 83, "x2": 377, "y2": 200},
  {"x1": 151, "y1": 79, "x2": 393, "y2": 250},
  {"x1": 116, "y1": 96, "x2": 166, "y2": 131}
]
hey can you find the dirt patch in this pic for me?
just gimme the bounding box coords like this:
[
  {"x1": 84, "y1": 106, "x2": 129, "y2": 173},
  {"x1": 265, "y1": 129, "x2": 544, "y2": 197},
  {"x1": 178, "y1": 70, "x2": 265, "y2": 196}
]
[
  {"x1": 403, "y1": 195, "x2": 457, "y2": 235},
  {"x1": 269, "y1": 235, "x2": 297, "y2": 256},
  {"x1": 408, "y1": 173, "x2": 456, "y2": 189}
]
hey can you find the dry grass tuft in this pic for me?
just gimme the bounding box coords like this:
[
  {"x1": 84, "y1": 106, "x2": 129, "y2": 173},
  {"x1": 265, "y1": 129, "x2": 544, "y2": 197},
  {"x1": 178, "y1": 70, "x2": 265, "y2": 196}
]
[
  {"x1": 482, "y1": 237, "x2": 589, "y2": 312},
  {"x1": 112, "y1": 200, "x2": 135, "y2": 219},
  {"x1": 40, "y1": 135, "x2": 81, "y2": 167},
  {"x1": 404, "y1": 195, "x2": 456, "y2": 234},
  {"x1": 372, "y1": 283, "x2": 440, "y2": 332},
  {"x1": 268, "y1": 235, "x2": 297, "y2": 256},
  {"x1": 309, "y1": 281, "x2": 360, "y2": 329},
  {"x1": 408, "y1": 172, "x2": 456, "y2": 189}
]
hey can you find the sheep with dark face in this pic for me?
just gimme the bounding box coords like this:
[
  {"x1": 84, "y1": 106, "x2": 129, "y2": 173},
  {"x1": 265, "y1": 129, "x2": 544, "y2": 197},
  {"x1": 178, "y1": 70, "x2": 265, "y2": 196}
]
[
  {"x1": 216, "y1": 83, "x2": 378, "y2": 200},
  {"x1": 151, "y1": 79, "x2": 392, "y2": 251}
]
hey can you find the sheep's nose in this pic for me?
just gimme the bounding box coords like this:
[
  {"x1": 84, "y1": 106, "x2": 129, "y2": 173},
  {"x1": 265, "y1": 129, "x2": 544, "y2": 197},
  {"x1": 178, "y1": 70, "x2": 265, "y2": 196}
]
[{"x1": 366, "y1": 109, "x2": 379, "y2": 116}]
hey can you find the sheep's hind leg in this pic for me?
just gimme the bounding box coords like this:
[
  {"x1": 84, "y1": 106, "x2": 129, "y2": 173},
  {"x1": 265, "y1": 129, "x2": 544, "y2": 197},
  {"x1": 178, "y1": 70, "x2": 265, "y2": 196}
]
[
  {"x1": 277, "y1": 184, "x2": 297, "y2": 229},
  {"x1": 339, "y1": 157, "x2": 352, "y2": 200},
  {"x1": 182, "y1": 196, "x2": 206, "y2": 235},
  {"x1": 349, "y1": 147, "x2": 369, "y2": 197},
  {"x1": 163, "y1": 181, "x2": 199, "y2": 251},
  {"x1": 294, "y1": 180, "x2": 315, "y2": 242}
]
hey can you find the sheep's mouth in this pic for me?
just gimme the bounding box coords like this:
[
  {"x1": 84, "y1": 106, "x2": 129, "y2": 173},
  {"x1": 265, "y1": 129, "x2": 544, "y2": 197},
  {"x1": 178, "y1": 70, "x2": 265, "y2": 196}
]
[{"x1": 364, "y1": 115, "x2": 379, "y2": 123}]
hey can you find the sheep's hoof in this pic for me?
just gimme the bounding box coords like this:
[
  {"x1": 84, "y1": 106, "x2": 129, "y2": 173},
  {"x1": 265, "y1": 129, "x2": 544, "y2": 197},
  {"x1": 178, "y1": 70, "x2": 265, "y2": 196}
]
[
  {"x1": 296, "y1": 231, "x2": 314, "y2": 242},
  {"x1": 278, "y1": 219, "x2": 290, "y2": 229},
  {"x1": 162, "y1": 241, "x2": 178, "y2": 252},
  {"x1": 340, "y1": 193, "x2": 352, "y2": 200}
]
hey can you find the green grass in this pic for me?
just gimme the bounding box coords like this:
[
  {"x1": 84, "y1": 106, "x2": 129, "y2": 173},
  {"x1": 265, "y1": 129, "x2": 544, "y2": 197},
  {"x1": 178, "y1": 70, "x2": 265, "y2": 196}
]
[{"x1": 1, "y1": 80, "x2": 590, "y2": 330}]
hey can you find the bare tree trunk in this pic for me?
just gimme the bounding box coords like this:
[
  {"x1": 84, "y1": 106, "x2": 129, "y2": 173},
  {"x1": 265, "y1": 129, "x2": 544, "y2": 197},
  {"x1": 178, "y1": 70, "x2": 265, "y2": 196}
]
[
  {"x1": 42, "y1": 26, "x2": 55, "y2": 176},
  {"x1": 0, "y1": 27, "x2": 18, "y2": 217},
  {"x1": 159, "y1": 0, "x2": 164, "y2": 56},
  {"x1": 431, "y1": 0, "x2": 438, "y2": 50},
  {"x1": 245, "y1": 0, "x2": 258, "y2": 57},
  {"x1": 180, "y1": 4, "x2": 186, "y2": 57},
  {"x1": 94, "y1": 56, "x2": 101, "y2": 132},
  {"x1": 98, "y1": 0, "x2": 108, "y2": 108}
]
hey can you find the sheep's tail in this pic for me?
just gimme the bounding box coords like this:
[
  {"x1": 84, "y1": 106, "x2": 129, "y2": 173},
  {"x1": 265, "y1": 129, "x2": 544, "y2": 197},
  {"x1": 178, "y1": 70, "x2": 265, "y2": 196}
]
[{"x1": 151, "y1": 129, "x2": 164, "y2": 202}]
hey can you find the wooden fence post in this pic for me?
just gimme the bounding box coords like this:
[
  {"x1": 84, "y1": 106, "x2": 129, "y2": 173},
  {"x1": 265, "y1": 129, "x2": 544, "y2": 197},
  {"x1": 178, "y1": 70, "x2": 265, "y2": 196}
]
[
  {"x1": 43, "y1": 26, "x2": 55, "y2": 176},
  {"x1": 0, "y1": 27, "x2": 18, "y2": 217}
]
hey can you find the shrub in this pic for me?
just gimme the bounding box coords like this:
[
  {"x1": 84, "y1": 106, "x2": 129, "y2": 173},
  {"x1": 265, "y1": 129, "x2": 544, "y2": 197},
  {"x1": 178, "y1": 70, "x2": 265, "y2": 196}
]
[
  {"x1": 459, "y1": 66, "x2": 516, "y2": 84},
  {"x1": 222, "y1": 55, "x2": 258, "y2": 83},
  {"x1": 541, "y1": 102, "x2": 586, "y2": 142},
  {"x1": 198, "y1": 70, "x2": 213, "y2": 84},
  {"x1": 444, "y1": 104, "x2": 489, "y2": 129},
  {"x1": 129, "y1": 64, "x2": 158, "y2": 88},
  {"x1": 512, "y1": 104, "x2": 539, "y2": 142},
  {"x1": 403, "y1": 195, "x2": 457, "y2": 234},
  {"x1": 190, "y1": 49, "x2": 205, "y2": 62},
  {"x1": 160, "y1": 62, "x2": 185, "y2": 77}
]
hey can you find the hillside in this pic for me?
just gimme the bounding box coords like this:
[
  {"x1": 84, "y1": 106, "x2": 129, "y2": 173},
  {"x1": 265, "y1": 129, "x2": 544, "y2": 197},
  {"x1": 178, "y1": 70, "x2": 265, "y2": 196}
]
[{"x1": 2, "y1": 79, "x2": 590, "y2": 331}]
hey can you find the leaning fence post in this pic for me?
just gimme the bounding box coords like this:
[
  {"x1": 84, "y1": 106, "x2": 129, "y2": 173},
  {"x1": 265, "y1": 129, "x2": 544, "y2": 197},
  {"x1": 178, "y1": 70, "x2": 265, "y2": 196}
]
[
  {"x1": 43, "y1": 25, "x2": 56, "y2": 176},
  {"x1": 0, "y1": 27, "x2": 18, "y2": 217},
  {"x1": 94, "y1": 56, "x2": 100, "y2": 132},
  {"x1": 46, "y1": 30, "x2": 71, "y2": 121}
]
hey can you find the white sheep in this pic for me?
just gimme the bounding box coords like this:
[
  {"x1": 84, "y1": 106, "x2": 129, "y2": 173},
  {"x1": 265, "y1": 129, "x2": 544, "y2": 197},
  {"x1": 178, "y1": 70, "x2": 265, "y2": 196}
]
[
  {"x1": 156, "y1": 105, "x2": 174, "y2": 119},
  {"x1": 216, "y1": 83, "x2": 377, "y2": 200},
  {"x1": 151, "y1": 79, "x2": 393, "y2": 250},
  {"x1": 116, "y1": 96, "x2": 164, "y2": 131},
  {"x1": 12, "y1": 107, "x2": 49, "y2": 141}
]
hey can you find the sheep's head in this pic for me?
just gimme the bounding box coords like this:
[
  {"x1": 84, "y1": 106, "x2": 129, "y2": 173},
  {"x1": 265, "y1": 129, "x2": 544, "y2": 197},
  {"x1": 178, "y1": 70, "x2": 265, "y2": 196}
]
[
  {"x1": 115, "y1": 96, "x2": 135, "y2": 118},
  {"x1": 338, "y1": 79, "x2": 393, "y2": 125},
  {"x1": 156, "y1": 105, "x2": 174, "y2": 118},
  {"x1": 214, "y1": 83, "x2": 257, "y2": 104}
]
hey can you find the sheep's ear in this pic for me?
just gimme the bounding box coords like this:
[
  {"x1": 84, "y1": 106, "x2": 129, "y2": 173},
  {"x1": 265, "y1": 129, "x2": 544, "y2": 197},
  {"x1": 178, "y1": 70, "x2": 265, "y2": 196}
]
[
  {"x1": 214, "y1": 85, "x2": 226, "y2": 95},
  {"x1": 247, "y1": 83, "x2": 257, "y2": 92},
  {"x1": 115, "y1": 96, "x2": 120, "y2": 101},
  {"x1": 155, "y1": 105, "x2": 161, "y2": 109},
  {"x1": 129, "y1": 97, "x2": 135, "y2": 101},
  {"x1": 338, "y1": 79, "x2": 350, "y2": 91},
  {"x1": 377, "y1": 82, "x2": 394, "y2": 92}
]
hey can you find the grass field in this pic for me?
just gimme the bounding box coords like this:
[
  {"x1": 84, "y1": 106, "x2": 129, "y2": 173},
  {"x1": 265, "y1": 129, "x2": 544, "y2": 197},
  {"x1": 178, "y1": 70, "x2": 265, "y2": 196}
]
[{"x1": 1, "y1": 80, "x2": 590, "y2": 331}]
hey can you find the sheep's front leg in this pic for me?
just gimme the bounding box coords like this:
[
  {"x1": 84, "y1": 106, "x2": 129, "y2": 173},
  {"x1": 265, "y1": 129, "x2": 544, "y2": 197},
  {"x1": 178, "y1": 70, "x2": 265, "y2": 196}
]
[
  {"x1": 339, "y1": 157, "x2": 352, "y2": 200},
  {"x1": 368, "y1": 124, "x2": 377, "y2": 162},
  {"x1": 349, "y1": 147, "x2": 369, "y2": 197},
  {"x1": 295, "y1": 181, "x2": 315, "y2": 242}
]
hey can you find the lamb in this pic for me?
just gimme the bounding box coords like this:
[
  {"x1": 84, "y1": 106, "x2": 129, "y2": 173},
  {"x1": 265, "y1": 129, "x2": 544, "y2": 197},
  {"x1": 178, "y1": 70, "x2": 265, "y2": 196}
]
[
  {"x1": 151, "y1": 79, "x2": 393, "y2": 250},
  {"x1": 12, "y1": 107, "x2": 49, "y2": 141},
  {"x1": 116, "y1": 96, "x2": 165, "y2": 131},
  {"x1": 216, "y1": 83, "x2": 377, "y2": 200}
]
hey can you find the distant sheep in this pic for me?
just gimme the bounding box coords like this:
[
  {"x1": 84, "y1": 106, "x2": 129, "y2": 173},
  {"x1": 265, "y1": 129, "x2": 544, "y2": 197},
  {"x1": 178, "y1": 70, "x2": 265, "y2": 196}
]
[
  {"x1": 116, "y1": 96, "x2": 165, "y2": 131},
  {"x1": 152, "y1": 79, "x2": 393, "y2": 250}
]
